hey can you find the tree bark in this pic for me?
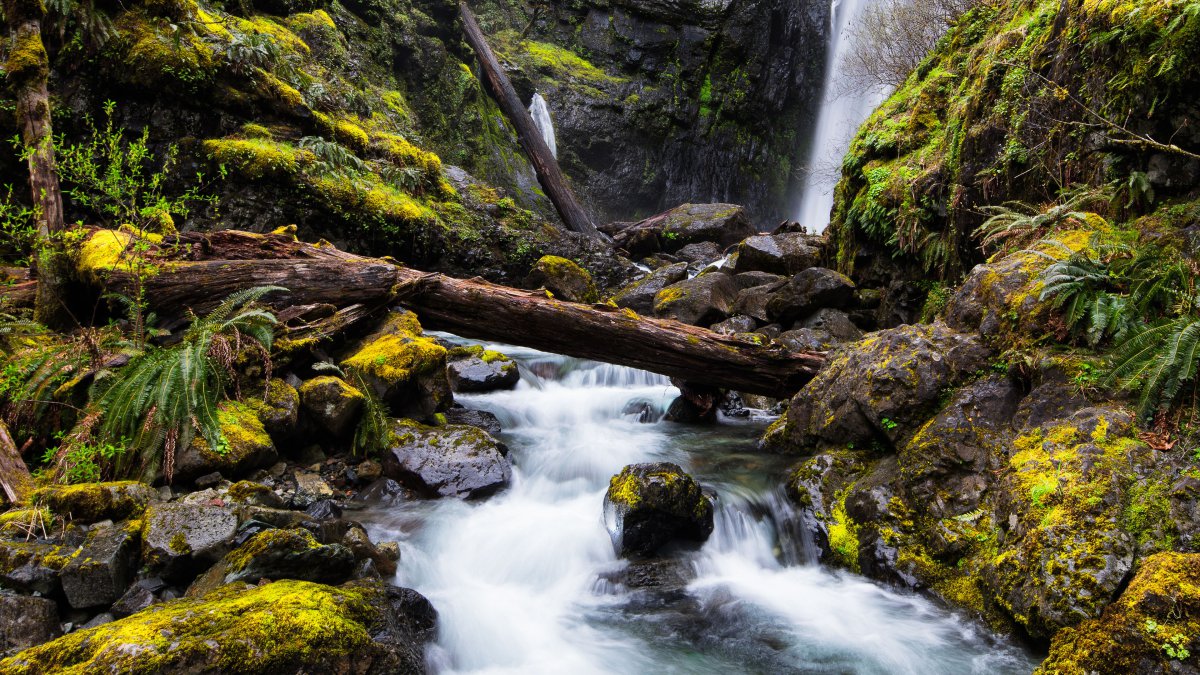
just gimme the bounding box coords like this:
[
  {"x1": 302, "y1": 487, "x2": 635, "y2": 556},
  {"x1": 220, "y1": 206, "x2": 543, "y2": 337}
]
[
  {"x1": 0, "y1": 420, "x2": 33, "y2": 504},
  {"x1": 3, "y1": 0, "x2": 69, "y2": 328},
  {"x1": 80, "y1": 229, "x2": 824, "y2": 397},
  {"x1": 458, "y1": 2, "x2": 601, "y2": 240}
]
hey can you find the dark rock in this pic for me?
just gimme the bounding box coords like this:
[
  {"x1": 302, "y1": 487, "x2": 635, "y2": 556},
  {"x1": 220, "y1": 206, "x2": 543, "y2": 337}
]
[
  {"x1": 621, "y1": 399, "x2": 657, "y2": 423},
  {"x1": 343, "y1": 525, "x2": 397, "y2": 576},
  {"x1": 775, "y1": 328, "x2": 838, "y2": 351},
  {"x1": 525, "y1": 255, "x2": 599, "y2": 303},
  {"x1": 61, "y1": 522, "x2": 138, "y2": 609},
  {"x1": 613, "y1": 204, "x2": 756, "y2": 255},
  {"x1": 603, "y1": 463, "x2": 714, "y2": 557},
  {"x1": 173, "y1": 403, "x2": 278, "y2": 484},
  {"x1": 81, "y1": 613, "x2": 115, "y2": 629},
  {"x1": 731, "y1": 233, "x2": 822, "y2": 275},
  {"x1": 732, "y1": 271, "x2": 785, "y2": 290},
  {"x1": 188, "y1": 529, "x2": 356, "y2": 597},
  {"x1": 354, "y1": 478, "x2": 410, "y2": 506},
  {"x1": 598, "y1": 558, "x2": 690, "y2": 591},
  {"x1": 765, "y1": 267, "x2": 856, "y2": 325},
  {"x1": 306, "y1": 499, "x2": 343, "y2": 520},
  {"x1": 194, "y1": 472, "x2": 224, "y2": 489},
  {"x1": 110, "y1": 584, "x2": 156, "y2": 619},
  {"x1": 653, "y1": 272, "x2": 739, "y2": 326},
  {"x1": 611, "y1": 262, "x2": 689, "y2": 314},
  {"x1": 142, "y1": 502, "x2": 238, "y2": 581},
  {"x1": 226, "y1": 480, "x2": 285, "y2": 508},
  {"x1": 299, "y1": 375, "x2": 365, "y2": 437},
  {"x1": 731, "y1": 281, "x2": 786, "y2": 322},
  {"x1": 0, "y1": 542, "x2": 61, "y2": 595},
  {"x1": 446, "y1": 345, "x2": 520, "y2": 393},
  {"x1": 797, "y1": 308, "x2": 862, "y2": 341},
  {"x1": 382, "y1": 420, "x2": 512, "y2": 499},
  {"x1": 674, "y1": 241, "x2": 723, "y2": 264},
  {"x1": 710, "y1": 315, "x2": 757, "y2": 335},
  {"x1": 246, "y1": 379, "x2": 301, "y2": 441},
  {"x1": 0, "y1": 594, "x2": 60, "y2": 653},
  {"x1": 290, "y1": 471, "x2": 335, "y2": 508},
  {"x1": 354, "y1": 459, "x2": 384, "y2": 483},
  {"x1": 441, "y1": 408, "x2": 504, "y2": 436}
]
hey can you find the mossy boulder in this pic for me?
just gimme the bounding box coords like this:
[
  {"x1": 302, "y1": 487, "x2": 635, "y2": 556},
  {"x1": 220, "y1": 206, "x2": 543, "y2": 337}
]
[
  {"x1": 381, "y1": 419, "x2": 511, "y2": 499},
  {"x1": 342, "y1": 310, "x2": 451, "y2": 418},
  {"x1": 0, "y1": 579, "x2": 433, "y2": 673},
  {"x1": 446, "y1": 345, "x2": 519, "y2": 393},
  {"x1": 34, "y1": 481, "x2": 157, "y2": 523},
  {"x1": 611, "y1": 262, "x2": 689, "y2": 314},
  {"x1": 299, "y1": 375, "x2": 365, "y2": 437},
  {"x1": 172, "y1": 402, "x2": 278, "y2": 484},
  {"x1": 245, "y1": 378, "x2": 300, "y2": 441},
  {"x1": 653, "y1": 272, "x2": 739, "y2": 326},
  {"x1": 525, "y1": 255, "x2": 599, "y2": 303},
  {"x1": 1037, "y1": 552, "x2": 1200, "y2": 674},
  {"x1": 188, "y1": 528, "x2": 356, "y2": 598},
  {"x1": 611, "y1": 204, "x2": 756, "y2": 255},
  {"x1": 603, "y1": 463, "x2": 713, "y2": 558},
  {"x1": 0, "y1": 541, "x2": 68, "y2": 596},
  {"x1": 141, "y1": 502, "x2": 237, "y2": 582}
]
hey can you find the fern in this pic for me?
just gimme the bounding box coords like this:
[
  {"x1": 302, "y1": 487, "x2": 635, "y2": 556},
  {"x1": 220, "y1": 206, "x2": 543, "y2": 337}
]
[
  {"x1": 1105, "y1": 318, "x2": 1200, "y2": 420},
  {"x1": 312, "y1": 360, "x2": 389, "y2": 456},
  {"x1": 975, "y1": 185, "x2": 1111, "y2": 251},
  {"x1": 299, "y1": 136, "x2": 365, "y2": 176},
  {"x1": 90, "y1": 286, "x2": 282, "y2": 482}
]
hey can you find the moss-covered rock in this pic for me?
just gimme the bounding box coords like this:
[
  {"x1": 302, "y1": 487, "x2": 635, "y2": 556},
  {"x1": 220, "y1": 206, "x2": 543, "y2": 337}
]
[
  {"x1": 610, "y1": 262, "x2": 689, "y2": 314},
  {"x1": 382, "y1": 419, "x2": 510, "y2": 499},
  {"x1": 445, "y1": 345, "x2": 519, "y2": 393},
  {"x1": 603, "y1": 462, "x2": 713, "y2": 558},
  {"x1": 0, "y1": 579, "x2": 431, "y2": 673},
  {"x1": 244, "y1": 378, "x2": 300, "y2": 441},
  {"x1": 187, "y1": 528, "x2": 356, "y2": 598},
  {"x1": 298, "y1": 375, "x2": 365, "y2": 437},
  {"x1": 524, "y1": 255, "x2": 599, "y2": 303},
  {"x1": 342, "y1": 310, "x2": 450, "y2": 418},
  {"x1": 653, "y1": 272, "x2": 739, "y2": 327},
  {"x1": 1037, "y1": 551, "x2": 1200, "y2": 674},
  {"x1": 171, "y1": 401, "x2": 278, "y2": 484},
  {"x1": 33, "y1": 481, "x2": 157, "y2": 523}
]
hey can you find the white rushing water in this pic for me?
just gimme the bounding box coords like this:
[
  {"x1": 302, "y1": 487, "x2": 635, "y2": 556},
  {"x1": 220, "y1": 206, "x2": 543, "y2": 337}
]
[
  {"x1": 360, "y1": 342, "x2": 1037, "y2": 674},
  {"x1": 794, "y1": 0, "x2": 892, "y2": 231},
  {"x1": 529, "y1": 93, "x2": 557, "y2": 159}
]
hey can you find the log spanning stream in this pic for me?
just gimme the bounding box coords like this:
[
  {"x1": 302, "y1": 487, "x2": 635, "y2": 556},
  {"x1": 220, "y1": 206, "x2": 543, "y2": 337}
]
[{"x1": 358, "y1": 340, "x2": 1038, "y2": 673}]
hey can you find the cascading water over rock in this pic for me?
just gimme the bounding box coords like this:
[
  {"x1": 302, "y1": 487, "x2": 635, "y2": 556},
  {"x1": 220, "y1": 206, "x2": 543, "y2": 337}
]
[{"x1": 529, "y1": 93, "x2": 557, "y2": 159}]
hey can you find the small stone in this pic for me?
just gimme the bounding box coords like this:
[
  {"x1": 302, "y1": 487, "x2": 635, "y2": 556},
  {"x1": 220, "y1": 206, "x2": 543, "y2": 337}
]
[
  {"x1": 306, "y1": 499, "x2": 342, "y2": 521},
  {"x1": 292, "y1": 472, "x2": 335, "y2": 508},
  {"x1": 355, "y1": 460, "x2": 383, "y2": 483},
  {"x1": 194, "y1": 472, "x2": 224, "y2": 489}
]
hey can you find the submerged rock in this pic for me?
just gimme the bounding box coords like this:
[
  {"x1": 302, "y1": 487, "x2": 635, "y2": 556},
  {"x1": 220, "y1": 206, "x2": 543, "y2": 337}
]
[
  {"x1": 603, "y1": 463, "x2": 713, "y2": 558},
  {"x1": 525, "y1": 255, "x2": 599, "y2": 303},
  {"x1": 446, "y1": 345, "x2": 519, "y2": 393},
  {"x1": 382, "y1": 420, "x2": 511, "y2": 499}
]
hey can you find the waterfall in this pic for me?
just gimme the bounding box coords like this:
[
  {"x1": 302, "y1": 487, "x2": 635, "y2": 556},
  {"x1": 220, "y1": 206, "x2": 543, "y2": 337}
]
[
  {"x1": 529, "y1": 93, "x2": 557, "y2": 159},
  {"x1": 794, "y1": 0, "x2": 891, "y2": 232}
]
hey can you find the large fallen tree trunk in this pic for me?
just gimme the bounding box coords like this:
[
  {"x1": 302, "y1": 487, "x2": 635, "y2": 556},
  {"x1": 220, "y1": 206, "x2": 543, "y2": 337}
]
[
  {"x1": 458, "y1": 2, "x2": 601, "y2": 241},
  {"x1": 79, "y1": 229, "x2": 825, "y2": 397}
]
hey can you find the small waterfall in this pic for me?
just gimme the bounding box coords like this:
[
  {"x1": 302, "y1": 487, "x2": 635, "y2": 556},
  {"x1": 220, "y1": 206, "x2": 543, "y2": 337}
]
[
  {"x1": 529, "y1": 92, "x2": 557, "y2": 159},
  {"x1": 794, "y1": 0, "x2": 891, "y2": 231}
]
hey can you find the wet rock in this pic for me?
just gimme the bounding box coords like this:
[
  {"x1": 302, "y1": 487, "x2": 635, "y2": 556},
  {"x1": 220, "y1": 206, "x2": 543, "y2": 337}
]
[
  {"x1": 188, "y1": 528, "x2": 356, "y2": 597},
  {"x1": 142, "y1": 502, "x2": 237, "y2": 581},
  {"x1": 343, "y1": 525, "x2": 397, "y2": 576},
  {"x1": 382, "y1": 420, "x2": 512, "y2": 499},
  {"x1": 1038, "y1": 552, "x2": 1200, "y2": 675},
  {"x1": 525, "y1": 255, "x2": 599, "y2": 303},
  {"x1": 731, "y1": 282, "x2": 785, "y2": 322},
  {"x1": 246, "y1": 378, "x2": 300, "y2": 441},
  {"x1": 299, "y1": 375, "x2": 364, "y2": 437},
  {"x1": 306, "y1": 499, "x2": 343, "y2": 521},
  {"x1": 621, "y1": 399, "x2": 657, "y2": 423},
  {"x1": 441, "y1": 408, "x2": 503, "y2": 436},
  {"x1": 611, "y1": 262, "x2": 690, "y2": 314},
  {"x1": 0, "y1": 541, "x2": 62, "y2": 595},
  {"x1": 61, "y1": 522, "x2": 138, "y2": 609},
  {"x1": 173, "y1": 402, "x2": 278, "y2": 484},
  {"x1": 354, "y1": 459, "x2": 383, "y2": 484},
  {"x1": 731, "y1": 233, "x2": 822, "y2": 276},
  {"x1": 765, "y1": 267, "x2": 856, "y2": 325},
  {"x1": 653, "y1": 272, "x2": 739, "y2": 326},
  {"x1": 354, "y1": 478, "x2": 410, "y2": 506},
  {"x1": 797, "y1": 308, "x2": 862, "y2": 341},
  {"x1": 35, "y1": 482, "x2": 156, "y2": 523},
  {"x1": 603, "y1": 463, "x2": 714, "y2": 558},
  {"x1": 767, "y1": 323, "x2": 992, "y2": 451},
  {"x1": 446, "y1": 345, "x2": 520, "y2": 393},
  {"x1": 342, "y1": 310, "x2": 451, "y2": 418},
  {"x1": 0, "y1": 579, "x2": 432, "y2": 673},
  {"x1": 710, "y1": 315, "x2": 757, "y2": 335},
  {"x1": 0, "y1": 594, "x2": 60, "y2": 653}
]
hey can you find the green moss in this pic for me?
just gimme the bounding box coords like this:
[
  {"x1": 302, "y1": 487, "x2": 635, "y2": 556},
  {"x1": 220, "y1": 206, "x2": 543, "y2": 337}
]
[
  {"x1": 5, "y1": 29, "x2": 49, "y2": 89},
  {"x1": 508, "y1": 38, "x2": 627, "y2": 87},
  {"x1": 75, "y1": 229, "x2": 135, "y2": 282},
  {"x1": 203, "y1": 138, "x2": 314, "y2": 180},
  {"x1": 827, "y1": 489, "x2": 861, "y2": 572},
  {"x1": 222, "y1": 528, "x2": 320, "y2": 574},
  {"x1": 342, "y1": 313, "x2": 446, "y2": 388},
  {"x1": 607, "y1": 472, "x2": 643, "y2": 508},
  {"x1": 0, "y1": 579, "x2": 391, "y2": 673},
  {"x1": 298, "y1": 375, "x2": 365, "y2": 404},
  {"x1": 34, "y1": 481, "x2": 155, "y2": 522}
]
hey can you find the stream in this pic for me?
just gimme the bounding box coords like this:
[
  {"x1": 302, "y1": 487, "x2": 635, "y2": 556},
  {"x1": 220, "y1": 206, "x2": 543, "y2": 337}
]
[{"x1": 360, "y1": 341, "x2": 1038, "y2": 674}]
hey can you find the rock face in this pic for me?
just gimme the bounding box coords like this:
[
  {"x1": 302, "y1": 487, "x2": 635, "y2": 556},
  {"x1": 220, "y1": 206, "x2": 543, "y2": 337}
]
[
  {"x1": 525, "y1": 255, "x2": 599, "y2": 303},
  {"x1": 653, "y1": 272, "x2": 739, "y2": 326},
  {"x1": 446, "y1": 345, "x2": 520, "y2": 393},
  {"x1": 1037, "y1": 552, "x2": 1200, "y2": 675},
  {"x1": 382, "y1": 420, "x2": 512, "y2": 498},
  {"x1": 299, "y1": 375, "x2": 366, "y2": 437},
  {"x1": 343, "y1": 311, "x2": 451, "y2": 418},
  {"x1": 0, "y1": 579, "x2": 433, "y2": 674},
  {"x1": 603, "y1": 463, "x2": 713, "y2": 557},
  {"x1": 611, "y1": 262, "x2": 689, "y2": 314},
  {"x1": 0, "y1": 595, "x2": 60, "y2": 654}
]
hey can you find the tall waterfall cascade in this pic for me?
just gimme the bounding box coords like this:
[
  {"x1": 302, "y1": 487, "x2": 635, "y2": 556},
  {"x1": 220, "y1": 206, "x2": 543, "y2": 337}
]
[
  {"x1": 794, "y1": 0, "x2": 891, "y2": 232},
  {"x1": 529, "y1": 93, "x2": 557, "y2": 159}
]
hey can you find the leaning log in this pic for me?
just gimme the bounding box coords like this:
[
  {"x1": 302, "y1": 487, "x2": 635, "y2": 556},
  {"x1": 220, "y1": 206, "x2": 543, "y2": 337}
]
[
  {"x1": 0, "y1": 420, "x2": 33, "y2": 504},
  {"x1": 77, "y1": 229, "x2": 825, "y2": 397},
  {"x1": 458, "y1": 2, "x2": 601, "y2": 240}
]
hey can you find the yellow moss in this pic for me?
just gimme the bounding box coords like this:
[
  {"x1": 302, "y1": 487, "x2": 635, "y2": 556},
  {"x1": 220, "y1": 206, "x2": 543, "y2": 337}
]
[
  {"x1": 117, "y1": 11, "x2": 216, "y2": 84},
  {"x1": 240, "y1": 123, "x2": 273, "y2": 139},
  {"x1": 510, "y1": 39, "x2": 628, "y2": 87},
  {"x1": 34, "y1": 481, "x2": 155, "y2": 522},
  {"x1": 203, "y1": 137, "x2": 314, "y2": 180},
  {"x1": 289, "y1": 9, "x2": 336, "y2": 31},
  {"x1": 222, "y1": 528, "x2": 320, "y2": 573},
  {"x1": 308, "y1": 174, "x2": 433, "y2": 223},
  {"x1": 234, "y1": 15, "x2": 310, "y2": 56},
  {"x1": 827, "y1": 489, "x2": 861, "y2": 572},
  {"x1": 5, "y1": 29, "x2": 49, "y2": 88},
  {"x1": 75, "y1": 229, "x2": 134, "y2": 282},
  {"x1": 0, "y1": 579, "x2": 389, "y2": 673},
  {"x1": 298, "y1": 375, "x2": 365, "y2": 403},
  {"x1": 215, "y1": 401, "x2": 273, "y2": 460},
  {"x1": 341, "y1": 314, "x2": 445, "y2": 388},
  {"x1": 259, "y1": 74, "x2": 307, "y2": 110},
  {"x1": 370, "y1": 132, "x2": 442, "y2": 177}
]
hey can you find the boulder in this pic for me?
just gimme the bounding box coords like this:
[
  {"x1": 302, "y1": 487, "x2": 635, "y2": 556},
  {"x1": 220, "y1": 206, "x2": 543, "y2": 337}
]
[
  {"x1": 382, "y1": 420, "x2": 511, "y2": 499},
  {"x1": 775, "y1": 328, "x2": 838, "y2": 352},
  {"x1": 342, "y1": 524, "x2": 398, "y2": 576},
  {"x1": 0, "y1": 541, "x2": 63, "y2": 595},
  {"x1": 767, "y1": 323, "x2": 992, "y2": 451},
  {"x1": 731, "y1": 233, "x2": 822, "y2": 275},
  {"x1": 765, "y1": 267, "x2": 856, "y2": 325},
  {"x1": 525, "y1": 255, "x2": 599, "y2": 303},
  {"x1": 61, "y1": 522, "x2": 139, "y2": 609},
  {"x1": 1038, "y1": 552, "x2": 1200, "y2": 675},
  {"x1": 797, "y1": 308, "x2": 862, "y2": 341},
  {"x1": 290, "y1": 471, "x2": 335, "y2": 508},
  {"x1": 653, "y1": 273, "x2": 739, "y2": 326},
  {"x1": 674, "y1": 241, "x2": 723, "y2": 264},
  {"x1": 225, "y1": 480, "x2": 285, "y2": 508},
  {"x1": 710, "y1": 315, "x2": 757, "y2": 335},
  {"x1": 603, "y1": 463, "x2": 714, "y2": 557},
  {"x1": 35, "y1": 482, "x2": 156, "y2": 523},
  {"x1": 446, "y1": 345, "x2": 519, "y2": 393},
  {"x1": 0, "y1": 579, "x2": 433, "y2": 673},
  {"x1": 342, "y1": 310, "x2": 451, "y2": 418},
  {"x1": 299, "y1": 375, "x2": 365, "y2": 437},
  {"x1": 732, "y1": 271, "x2": 785, "y2": 290},
  {"x1": 173, "y1": 402, "x2": 278, "y2": 484},
  {"x1": 611, "y1": 262, "x2": 689, "y2": 314},
  {"x1": 188, "y1": 528, "x2": 356, "y2": 598},
  {"x1": 441, "y1": 408, "x2": 503, "y2": 436},
  {"x1": 142, "y1": 502, "x2": 238, "y2": 581},
  {"x1": 0, "y1": 595, "x2": 60, "y2": 653},
  {"x1": 245, "y1": 378, "x2": 300, "y2": 441},
  {"x1": 110, "y1": 583, "x2": 156, "y2": 618},
  {"x1": 613, "y1": 203, "x2": 755, "y2": 255},
  {"x1": 731, "y1": 282, "x2": 786, "y2": 322}
]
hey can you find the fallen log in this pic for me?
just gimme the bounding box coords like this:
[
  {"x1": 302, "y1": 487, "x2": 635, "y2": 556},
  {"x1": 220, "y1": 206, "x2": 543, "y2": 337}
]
[
  {"x1": 77, "y1": 229, "x2": 825, "y2": 397},
  {"x1": 458, "y1": 2, "x2": 601, "y2": 240}
]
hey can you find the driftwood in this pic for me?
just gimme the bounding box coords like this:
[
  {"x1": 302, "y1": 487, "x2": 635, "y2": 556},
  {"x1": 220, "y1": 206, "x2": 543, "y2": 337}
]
[
  {"x1": 0, "y1": 420, "x2": 33, "y2": 504},
  {"x1": 81, "y1": 229, "x2": 825, "y2": 397},
  {"x1": 458, "y1": 2, "x2": 601, "y2": 240}
]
